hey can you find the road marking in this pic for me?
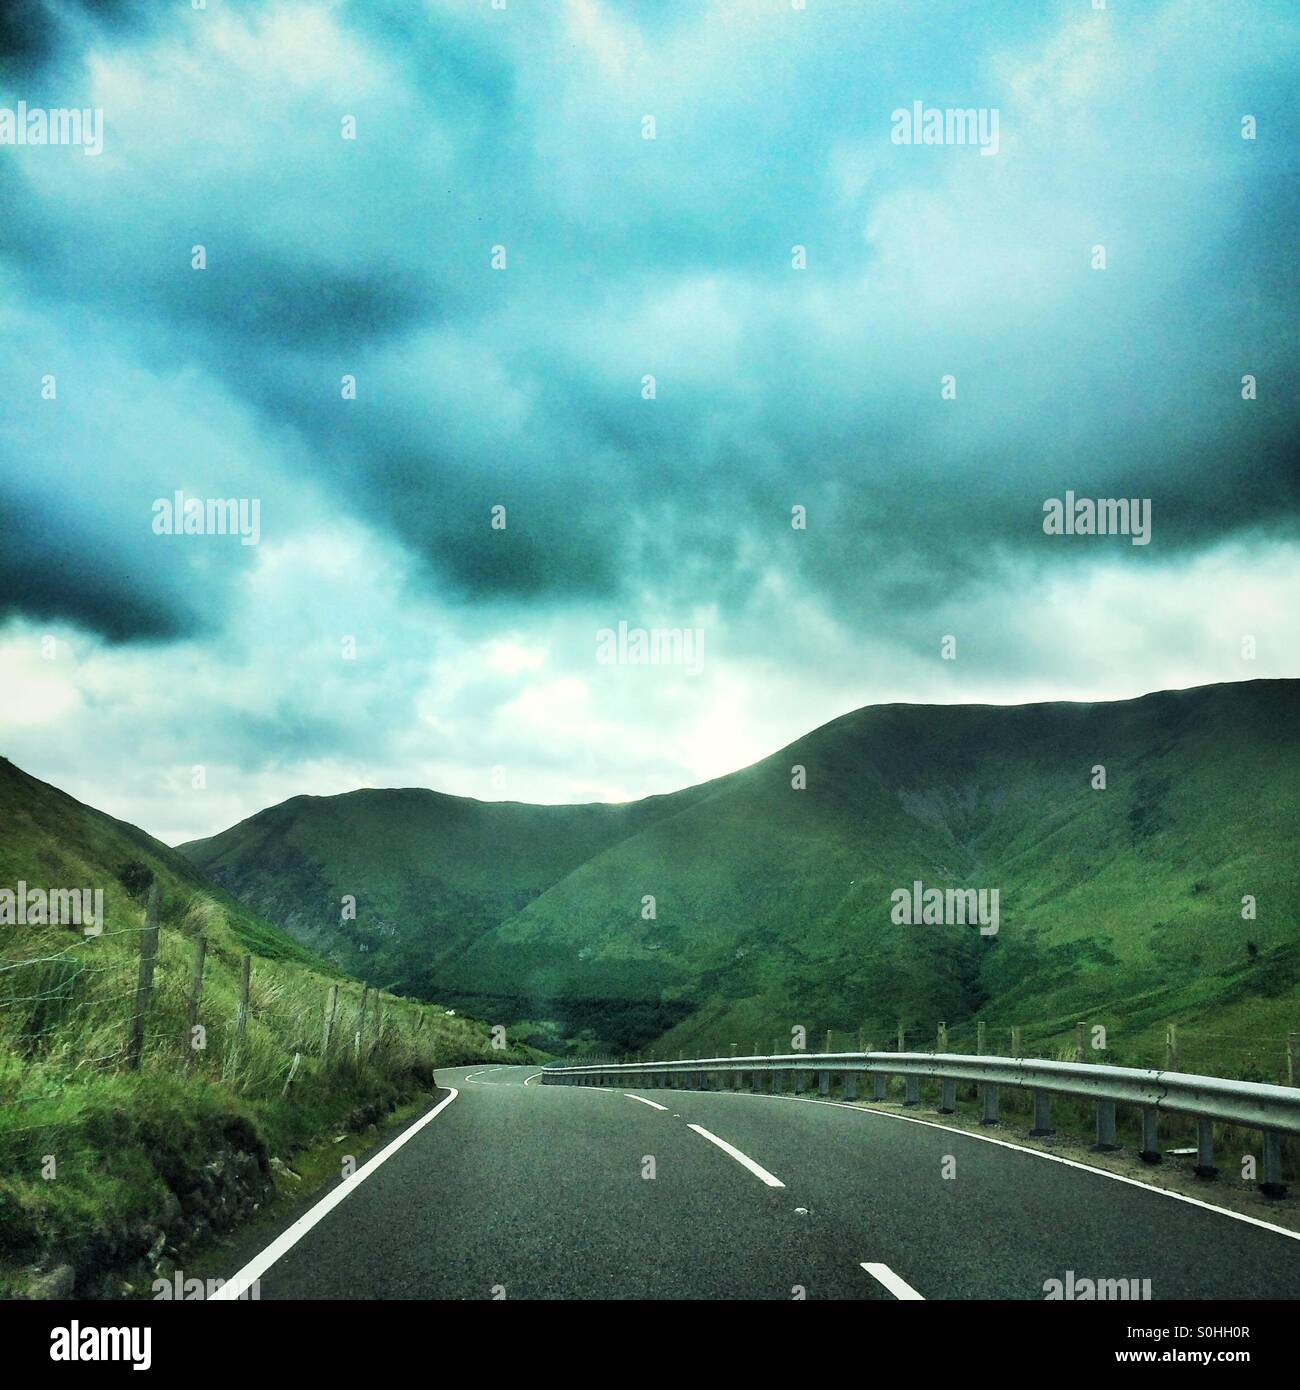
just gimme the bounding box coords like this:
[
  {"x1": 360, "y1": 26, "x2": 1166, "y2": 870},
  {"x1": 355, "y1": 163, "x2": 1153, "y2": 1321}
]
[
  {"x1": 684, "y1": 1089, "x2": 1300, "y2": 1244},
  {"x1": 861, "y1": 1262, "x2": 925, "y2": 1300},
  {"x1": 210, "y1": 1088, "x2": 460, "y2": 1299},
  {"x1": 465, "y1": 1066, "x2": 515, "y2": 1083},
  {"x1": 687, "y1": 1123, "x2": 785, "y2": 1187},
  {"x1": 624, "y1": 1093, "x2": 669, "y2": 1111},
  {"x1": 523, "y1": 1071, "x2": 544, "y2": 1085}
]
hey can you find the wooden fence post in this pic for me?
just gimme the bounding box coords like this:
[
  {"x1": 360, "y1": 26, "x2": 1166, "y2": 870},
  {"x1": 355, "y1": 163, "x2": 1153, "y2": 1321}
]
[
  {"x1": 235, "y1": 954, "x2": 252, "y2": 1045},
  {"x1": 897, "y1": 1021, "x2": 905, "y2": 1053},
  {"x1": 184, "y1": 933, "x2": 207, "y2": 1070},
  {"x1": 355, "y1": 985, "x2": 369, "y2": 1060},
  {"x1": 127, "y1": 884, "x2": 161, "y2": 1071},
  {"x1": 281, "y1": 1051, "x2": 302, "y2": 1100},
  {"x1": 976, "y1": 1021, "x2": 986, "y2": 1055},
  {"x1": 1165, "y1": 1023, "x2": 1178, "y2": 1071},
  {"x1": 1288, "y1": 1032, "x2": 1297, "y2": 1087},
  {"x1": 1075, "y1": 1021, "x2": 1087, "y2": 1063},
  {"x1": 322, "y1": 983, "x2": 339, "y2": 1058},
  {"x1": 937, "y1": 1021, "x2": 948, "y2": 1052},
  {"x1": 1011, "y1": 1026, "x2": 1023, "y2": 1057}
]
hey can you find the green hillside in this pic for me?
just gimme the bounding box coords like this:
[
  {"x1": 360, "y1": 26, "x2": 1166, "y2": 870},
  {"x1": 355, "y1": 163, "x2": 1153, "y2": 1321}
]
[
  {"x1": 0, "y1": 756, "x2": 532, "y2": 1296},
  {"x1": 179, "y1": 781, "x2": 712, "y2": 1008},
  {"x1": 180, "y1": 681, "x2": 1300, "y2": 1070}
]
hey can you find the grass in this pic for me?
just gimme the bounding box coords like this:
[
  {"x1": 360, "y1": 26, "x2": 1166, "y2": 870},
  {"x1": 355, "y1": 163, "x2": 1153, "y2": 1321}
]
[{"x1": 0, "y1": 757, "x2": 538, "y2": 1296}]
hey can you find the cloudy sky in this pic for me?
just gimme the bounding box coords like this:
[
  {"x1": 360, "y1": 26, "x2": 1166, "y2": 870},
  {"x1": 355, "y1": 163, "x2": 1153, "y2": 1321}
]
[{"x1": 1, "y1": 0, "x2": 1296, "y2": 844}]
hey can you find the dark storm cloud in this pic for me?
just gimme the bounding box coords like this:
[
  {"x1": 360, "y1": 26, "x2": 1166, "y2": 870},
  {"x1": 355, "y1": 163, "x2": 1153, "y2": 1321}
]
[
  {"x1": 1, "y1": 0, "x2": 1297, "y2": 646},
  {"x1": 0, "y1": 0, "x2": 156, "y2": 74}
]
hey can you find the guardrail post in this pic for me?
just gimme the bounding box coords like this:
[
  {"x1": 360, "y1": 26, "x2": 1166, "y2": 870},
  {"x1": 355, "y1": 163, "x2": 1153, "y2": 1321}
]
[
  {"x1": 1140, "y1": 1106, "x2": 1161, "y2": 1163},
  {"x1": 843, "y1": 1071, "x2": 858, "y2": 1101},
  {"x1": 981, "y1": 1084, "x2": 999, "y2": 1124},
  {"x1": 903, "y1": 1075, "x2": 919, "y2": 1107},
  {"x1": 795, "y1": 1069, "x2": 806, "y2": 1094},
  {"x1": 939, "y1": 1078, "x2": 956, "y2": 1113},
  {"x1": 818, "y1": 1069, "x2": 830, "y2": 1096},
  {"x1": 1030, "y1": 1090, "x2": 1054, "y2": 1136},
  {"x1": 1093, "y1": 1099, "x2": 1119, "y2": 1151},
  {"x1": 872, "y1": 1072, "x2": 887, "y2": 1102},
  {"x1": 751, "y1": 1070, "x2": 760, "y2": 1093},
  {"x1": 1261, "y1": 1132, "x2": 1286, "y2": 1197},
  {"x1": 1194, "y1": 1117, "x2": 1217, "y2": 1179},
  {"x1": 771, "y1": 1070, "x2": 782, "y2": 1093}
]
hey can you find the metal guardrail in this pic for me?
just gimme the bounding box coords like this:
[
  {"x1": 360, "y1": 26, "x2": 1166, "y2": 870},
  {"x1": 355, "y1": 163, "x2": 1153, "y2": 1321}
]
[{"x1": 543, "y1": 1051, "x2": 1300, "y2": 1195}]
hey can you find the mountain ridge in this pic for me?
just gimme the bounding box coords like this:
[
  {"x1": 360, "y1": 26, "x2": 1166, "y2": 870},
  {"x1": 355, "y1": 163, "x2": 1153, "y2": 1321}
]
[{"x1": 177, "y1": 679, "x2": 1300, "y2": 1060}]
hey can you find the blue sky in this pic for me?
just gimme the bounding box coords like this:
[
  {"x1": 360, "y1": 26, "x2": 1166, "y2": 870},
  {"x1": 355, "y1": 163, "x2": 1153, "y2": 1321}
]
[{"x1": 1, "y1": 0, "x2": 1297, "y2": 842}]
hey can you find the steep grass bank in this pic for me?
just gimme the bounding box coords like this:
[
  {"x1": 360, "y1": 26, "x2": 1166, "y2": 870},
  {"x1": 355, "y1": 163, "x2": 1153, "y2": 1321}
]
[{"x1": 0, "y1": 757, "x2": 535, "y2": 1297}]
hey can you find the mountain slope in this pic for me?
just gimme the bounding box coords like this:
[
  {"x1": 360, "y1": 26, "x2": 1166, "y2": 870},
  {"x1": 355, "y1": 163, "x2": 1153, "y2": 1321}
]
[
  {"x1": 0, "y1": 754, "x2": 328, "y2": 968},
  {"x1": 179, "y1": 680, "x2": 1300, "y2": 1063},
  {"x1": 0, "y1": 757, "x2": 531, "y2": 1295},
  {"x1": 179, "y1": 781, "x2": 714, "y2": 997},
  {"x1": 451, "y1": 680, "x2": 1300, "y2": 1058}
]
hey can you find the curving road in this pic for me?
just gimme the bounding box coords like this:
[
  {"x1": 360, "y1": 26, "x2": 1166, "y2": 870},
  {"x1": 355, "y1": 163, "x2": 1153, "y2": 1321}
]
[{"x1": 215, "y1": 1064, "x2": 1300, "y2": 1300}]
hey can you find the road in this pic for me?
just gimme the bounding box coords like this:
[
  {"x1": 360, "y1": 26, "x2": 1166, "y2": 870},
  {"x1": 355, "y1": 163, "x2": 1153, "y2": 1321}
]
[{"x1": 217, "y1": 1064, "x2": 1300, "y2": 1300}]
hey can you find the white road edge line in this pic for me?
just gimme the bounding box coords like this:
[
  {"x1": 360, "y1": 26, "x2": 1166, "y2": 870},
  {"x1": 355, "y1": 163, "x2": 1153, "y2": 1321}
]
[
  {"x1": 624, "y1": 1093, "x2": 669, "y2": 1111},
  {"x1": 687, "y1": 1123, "x2": 785, "y2": 1187},
  {"x1": 210, "y1": 1088, "x2": 460, "y2": 1300},
  {"x1": 861, "y1": 1262, "x2": 925, "y2": 1300},
  {"x1": 523, "y1": 1071, "x2": 544, "y2": 1085},
  {"x1": 691, "y1": 1089, "x2": 1300, "y2": 1243}
]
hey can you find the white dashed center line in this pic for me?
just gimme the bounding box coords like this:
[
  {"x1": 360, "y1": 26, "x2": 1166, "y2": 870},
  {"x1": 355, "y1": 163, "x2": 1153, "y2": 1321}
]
[
  {"x1": 860, "y1": 1262, "x2": 925, "y2": 1300},
  {"x1": 624, "y1": 1093, "x2": 670, "y2": 1111},
  {"x1": 687, "y1": 1124, "x2": 785, "y2": 1187}
]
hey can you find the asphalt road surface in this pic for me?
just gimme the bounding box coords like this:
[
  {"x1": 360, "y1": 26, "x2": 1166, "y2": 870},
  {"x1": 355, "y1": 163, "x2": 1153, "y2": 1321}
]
[{"x1": 217, "y1": 1064, "x2": 1300, "y2": 1300}]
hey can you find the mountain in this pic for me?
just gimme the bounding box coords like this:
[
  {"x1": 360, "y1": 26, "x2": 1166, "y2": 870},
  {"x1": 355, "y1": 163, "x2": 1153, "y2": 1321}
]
[
  {"x1": 0, "y1": 756, "x2": 532, "y2": 1293},
  {"x1": 180, "y1": 680, "x2": 1300, "y2": 1065},
  {"x1": 178, "y1": 781, "x2": 714, "y2": 1008},
  {"x1": 0, "y1": 754, "x2": 324, "y2": 968}
]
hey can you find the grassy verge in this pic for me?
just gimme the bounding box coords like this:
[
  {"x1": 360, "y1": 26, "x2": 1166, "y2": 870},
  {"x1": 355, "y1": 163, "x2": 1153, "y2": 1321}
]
[{"x1": 0, "y1": 884, "x2": 537, "y2": 1298}]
